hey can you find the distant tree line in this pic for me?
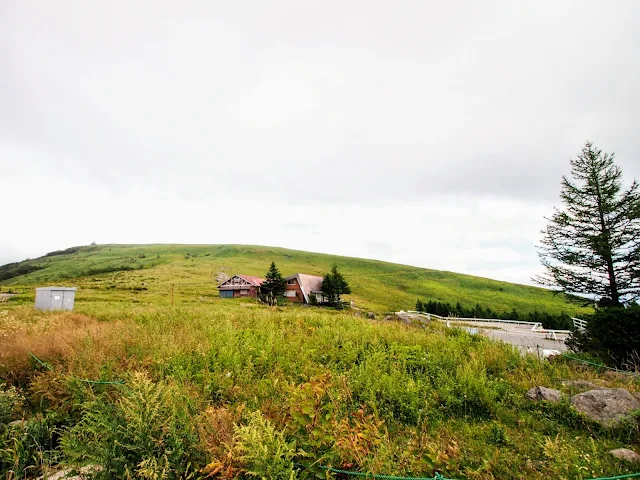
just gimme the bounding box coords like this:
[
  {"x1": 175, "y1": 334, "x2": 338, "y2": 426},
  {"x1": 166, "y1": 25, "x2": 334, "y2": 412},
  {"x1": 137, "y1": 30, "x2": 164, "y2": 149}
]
[
  {"x1": 415, "y1": 299, "x2": 574, "y2": 330},
  {"x1": 0, "y1": 262, "x2": 45, "y2": 282},
  {"x1": 44, "y1": 246, "x2": 84, "y2": 257}
]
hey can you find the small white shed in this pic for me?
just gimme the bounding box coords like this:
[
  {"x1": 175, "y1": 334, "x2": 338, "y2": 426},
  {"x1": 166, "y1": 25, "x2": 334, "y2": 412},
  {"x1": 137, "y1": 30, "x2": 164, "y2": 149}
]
[{"x1": 35, "y1": 287, "x2": 77, "y2": 311}]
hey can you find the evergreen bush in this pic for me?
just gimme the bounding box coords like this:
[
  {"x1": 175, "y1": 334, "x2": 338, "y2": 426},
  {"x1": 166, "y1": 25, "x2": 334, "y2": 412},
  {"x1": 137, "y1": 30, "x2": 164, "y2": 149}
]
[{"x1": 566, "y1": 305, "x2": 640, "y2": 368}]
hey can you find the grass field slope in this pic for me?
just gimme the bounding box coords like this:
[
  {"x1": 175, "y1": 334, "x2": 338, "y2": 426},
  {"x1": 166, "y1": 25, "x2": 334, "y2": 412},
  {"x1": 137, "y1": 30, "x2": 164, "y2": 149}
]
[
  {"x1": 1, "y1": 244, "x2": 638, "y2": 479},
  {"x1": 0, "y1": 244, "x2": 590, "y2": 315}
]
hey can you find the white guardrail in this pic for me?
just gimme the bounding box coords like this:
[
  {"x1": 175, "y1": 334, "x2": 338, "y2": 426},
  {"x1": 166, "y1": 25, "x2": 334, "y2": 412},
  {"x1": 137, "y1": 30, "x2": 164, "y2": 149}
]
[
  {"x1": 405, "y1": 311, "x2": 579, "y2": 341},
  {"x1": 571, "y1": 317, "x2": 588, "y2": 331},
  {"x1": 407, "y1": 311, "x2": 537, "y2": 325}
]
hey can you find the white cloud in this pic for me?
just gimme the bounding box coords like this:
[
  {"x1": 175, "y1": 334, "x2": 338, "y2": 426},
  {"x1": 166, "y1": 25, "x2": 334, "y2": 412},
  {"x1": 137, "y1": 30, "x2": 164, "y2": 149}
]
[{"x1": 1, "y1": 0, "x2": 639, "y2": 285}]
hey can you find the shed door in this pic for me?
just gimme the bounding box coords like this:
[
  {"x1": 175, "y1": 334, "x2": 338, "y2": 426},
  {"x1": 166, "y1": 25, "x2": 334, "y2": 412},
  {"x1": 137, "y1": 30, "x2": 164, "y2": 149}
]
[
  {"x1": 62, "y1": 291, "x2": 74, "y2": 310},
  {"x1": 50, "y1": 291, "x2": 64, "y2": 310}
]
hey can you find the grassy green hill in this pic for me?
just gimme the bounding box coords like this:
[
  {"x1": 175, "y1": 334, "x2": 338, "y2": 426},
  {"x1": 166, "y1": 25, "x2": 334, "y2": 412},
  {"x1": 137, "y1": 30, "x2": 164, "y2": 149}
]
[{"x1": 1, "y1": 243, "x2": 589, "y2": 315}]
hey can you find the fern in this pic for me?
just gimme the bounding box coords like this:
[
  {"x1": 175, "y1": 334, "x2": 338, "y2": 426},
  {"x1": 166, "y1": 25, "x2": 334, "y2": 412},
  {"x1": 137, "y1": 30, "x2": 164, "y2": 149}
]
[
  {"x1": 234, "y1": 410, "x2": 297, "y2": 480},
  {"x1": 60, "y1": 372, "x2": 201, "y2": 479}
]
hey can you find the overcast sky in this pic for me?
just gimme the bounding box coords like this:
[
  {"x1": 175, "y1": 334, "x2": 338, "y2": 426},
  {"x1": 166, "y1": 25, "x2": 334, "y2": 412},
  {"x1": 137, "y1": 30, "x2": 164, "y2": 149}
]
[{"x1": 1, "y1": 1, "x2": 638, "y2": 285}]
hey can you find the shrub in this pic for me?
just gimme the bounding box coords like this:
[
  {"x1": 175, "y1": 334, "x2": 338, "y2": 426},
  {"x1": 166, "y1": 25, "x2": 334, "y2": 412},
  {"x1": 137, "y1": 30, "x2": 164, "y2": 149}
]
[
  {"x1": 439, "y1": 358, "x2": 497, "y2": 419},
  {"x1": 0, "y1": 414, "x2": 62, "y2": 478},
  {"x1": 487, "y1": 423, "x2": 510, "y2": 446},
  {"x1": 0, "y1": 384, "x2": 23, "y2": 425},
  {"x1": 348, "y1": 351, "x2": 426, "y2": 424},
  {"x1": 566, "y1": 305, "x2": 640, "y2": 368},
  {"x1": 60, "y1": 372, "x2": 203, "y2": 479},
  {"x1": 308, "y1": 293, "x2": 318, "y2": 306},
  {"x1": 44, "y1": 246, "x2": 83, "y2": 257},
  {"x1": 286, "y1": 373, "x2": 338, "y2": 467}
]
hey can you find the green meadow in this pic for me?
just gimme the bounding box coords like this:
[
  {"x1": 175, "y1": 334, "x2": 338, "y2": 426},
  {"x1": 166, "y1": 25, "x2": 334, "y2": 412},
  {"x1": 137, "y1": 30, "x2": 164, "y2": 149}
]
[{"x1": 2, "y1": 244, "x2": 637, "y2": 479}]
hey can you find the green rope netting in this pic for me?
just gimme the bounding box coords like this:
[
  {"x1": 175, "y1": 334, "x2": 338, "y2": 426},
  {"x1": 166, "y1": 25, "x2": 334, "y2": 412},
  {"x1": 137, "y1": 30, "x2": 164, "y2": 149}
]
[
  {"x1": 561, "y1": 353, "x2": 640, "y2": 376},
  {"x1": 29, "y1": 352, "x2": 124, "y2": 385},
  {"x1": 318, "y1": 466, "x2": 453, "y2": 480},
  {"x1": 317, "y1": 465, "x2": 640, "y2": 480}
]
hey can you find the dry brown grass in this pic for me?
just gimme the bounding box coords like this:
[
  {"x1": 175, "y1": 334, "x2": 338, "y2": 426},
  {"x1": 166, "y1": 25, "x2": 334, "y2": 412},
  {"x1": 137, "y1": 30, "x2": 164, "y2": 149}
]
[
  {"x1": 0, "y1": 308, "x2": 134, "y2": 384},
  {"x1": 198, "y1": 405, "x2": 244, "y2": 479}
]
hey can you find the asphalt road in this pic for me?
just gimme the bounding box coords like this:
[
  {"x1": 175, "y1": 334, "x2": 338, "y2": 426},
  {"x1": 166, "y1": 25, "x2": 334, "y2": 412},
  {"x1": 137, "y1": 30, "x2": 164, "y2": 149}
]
[{"x1": 448, "y1": 320, "x2": 569, "y2": 354}]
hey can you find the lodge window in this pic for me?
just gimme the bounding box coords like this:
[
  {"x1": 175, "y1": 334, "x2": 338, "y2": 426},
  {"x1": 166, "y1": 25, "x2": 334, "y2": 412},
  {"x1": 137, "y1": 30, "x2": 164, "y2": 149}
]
[
  {"x1": 285, "y1": 290, "x2": 296, "y2": 297},
  {"x1": 287, "y1": 280, "x2": 296, "y2": 285}
]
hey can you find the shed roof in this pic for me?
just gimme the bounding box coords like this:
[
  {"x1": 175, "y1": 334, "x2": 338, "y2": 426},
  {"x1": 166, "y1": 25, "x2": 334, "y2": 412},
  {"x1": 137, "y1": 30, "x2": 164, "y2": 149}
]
[{"x1": 35, "y1": 287, "x2": 77, "y2": 291}]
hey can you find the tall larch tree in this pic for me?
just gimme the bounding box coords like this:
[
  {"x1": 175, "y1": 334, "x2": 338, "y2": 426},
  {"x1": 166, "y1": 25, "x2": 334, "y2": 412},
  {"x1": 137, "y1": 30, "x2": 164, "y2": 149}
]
[{"x1": 534, "y1": 142, "x2": 640, "y2": 305}]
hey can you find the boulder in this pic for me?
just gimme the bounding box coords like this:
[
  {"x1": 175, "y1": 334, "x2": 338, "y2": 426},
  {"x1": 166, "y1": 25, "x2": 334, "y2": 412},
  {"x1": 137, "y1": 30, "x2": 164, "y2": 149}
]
[
  {"x1": 526, "y1": 386, "x2": 563, "y2": 403},
  {"x1": 608, "y1": 448, "x2": 640, "y2": 464},
  {"x1": 37, "y1": 465, "x2": 102, "y2": 480},
  {"x1": 367, "y1": 312, "x2": 375, "y2": 320},
  {"x1": 634, "y1": 392, "x2": 640, "y2": 403},
  {"x1": 570, "y1": 388, "x2": 640, "y2": 426},
  {"x1": 391, "y1": 311, "x2": 431, "y2": 324},
  {"x1": 542, "y1": 349, "x2": 562, "y2": 359},
  {"x1": 38, "y1": 471, "x2": 75, "y2": 480},
  {"x1": 7, "y1": 420, "x2": 27, "y2": 429}
]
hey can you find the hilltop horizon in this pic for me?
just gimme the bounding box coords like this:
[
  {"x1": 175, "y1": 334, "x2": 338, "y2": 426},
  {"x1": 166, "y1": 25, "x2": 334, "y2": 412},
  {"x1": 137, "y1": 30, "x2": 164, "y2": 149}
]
[{"x1": 0, "y1": 243, "x2": 589, "y2": 315}]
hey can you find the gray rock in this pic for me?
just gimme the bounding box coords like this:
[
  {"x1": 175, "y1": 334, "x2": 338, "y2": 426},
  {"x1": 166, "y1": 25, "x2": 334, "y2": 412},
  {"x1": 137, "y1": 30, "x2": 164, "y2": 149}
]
[
  {"x1": 562, "y1": 380, "x2": 603, "y2": 390},
  {"x1": 634, "y1": 392, "x2": 640, "y2": 403},
  {"x1": 367, "y1": 312, "x2": 375, "y2": 320},
  {"x1": 608, "y1": 448, "x2": 640, "y2": 463},
  {"x1": 7, "y1": 420, "x2": 27, "y2": 429},
  {"x1": 392, "y1": 311, "x2": 430, "y2": 324},
  {"x1": 571, "y1": 388, "x2": 640, "y2": 426},
  {"x1": 37, "y1": 465, "x2": 102, "y2": 480},
  {"x1": 38, "y1": 470, "x2": 74, "y2": 480},
  {"x1": 526, "y1": 386, "x2": 563, "y2": 402}
]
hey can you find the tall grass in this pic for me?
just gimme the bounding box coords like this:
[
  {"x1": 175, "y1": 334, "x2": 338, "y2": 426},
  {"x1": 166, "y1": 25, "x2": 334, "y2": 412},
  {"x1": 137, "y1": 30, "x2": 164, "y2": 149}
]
[{"x1": 0, "y1": 302, "x2": 637, "y2": 479}]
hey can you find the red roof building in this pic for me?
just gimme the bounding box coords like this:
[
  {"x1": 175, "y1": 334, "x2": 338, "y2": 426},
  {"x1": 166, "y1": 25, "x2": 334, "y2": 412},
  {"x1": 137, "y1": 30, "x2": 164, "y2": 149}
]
[{"x1": 217, "y1": 275, "x2": 265, "y2": 298}]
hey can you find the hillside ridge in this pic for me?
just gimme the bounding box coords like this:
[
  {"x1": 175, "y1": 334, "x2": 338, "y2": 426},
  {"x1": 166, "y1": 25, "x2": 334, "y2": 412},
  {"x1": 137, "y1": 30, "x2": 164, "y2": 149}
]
[{"x1": 0, "y1": 243, "x2": 588, "y2": 314}]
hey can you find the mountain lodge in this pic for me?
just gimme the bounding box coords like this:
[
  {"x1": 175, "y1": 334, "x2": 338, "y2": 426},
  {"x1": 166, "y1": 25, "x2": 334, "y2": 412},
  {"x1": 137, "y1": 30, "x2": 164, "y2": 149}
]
[
  {"x1": 217, "y1": 273, "x2": 325, "y2": 304},
  {"x1": 217, "y1": 275, "x2": 264, "y2": 298}
]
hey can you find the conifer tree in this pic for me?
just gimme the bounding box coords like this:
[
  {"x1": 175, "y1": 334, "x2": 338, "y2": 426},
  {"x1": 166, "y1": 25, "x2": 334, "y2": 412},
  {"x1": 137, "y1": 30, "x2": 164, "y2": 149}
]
[
  {"x1": 261, "y1": 262, "x2": 286, "y2": 301},
  {"x1": 535, "y1": 142, "x2": 640, "y2": 305},
  {"x1": 320, "y1": 265, "x2": 351, "y2": 306},
  {"x1": 330, "y1": 265, "x2": 351, "y2": 301},
  {"x1": 321, "y1": 273, "x2": 334, "y2": 305}
]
